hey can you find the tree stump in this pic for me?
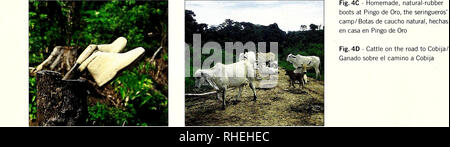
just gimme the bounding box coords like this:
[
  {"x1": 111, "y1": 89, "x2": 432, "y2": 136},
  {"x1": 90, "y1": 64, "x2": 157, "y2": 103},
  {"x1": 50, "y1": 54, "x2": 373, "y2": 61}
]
[{"x1": 36, "y1": 70, "x2": 87, "y2": 126}]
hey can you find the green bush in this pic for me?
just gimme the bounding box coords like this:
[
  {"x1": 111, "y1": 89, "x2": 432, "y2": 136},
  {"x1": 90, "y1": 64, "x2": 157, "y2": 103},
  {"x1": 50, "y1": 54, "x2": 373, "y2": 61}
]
[
  {"x1": 85, "y1": 59, "x2": 167, "y2": 126},
  {"x1": 278, "y1": 60, "x2": 296, "y2": 71},
  {"x1": 110, "y1": 62, "x2": 167, "y2": 126},
  {"x1": 86, "y1": 61, "x2": 168, "y2": 126},
  {"x1": 185, "y1": 77, "x2": 196, "y2": 92},
  {"x1": 87, "y1": 102, "x2": 133, "y2": 126},
  {"x1": 29, "y1": 77, "x2": 37, "y2": 121}
]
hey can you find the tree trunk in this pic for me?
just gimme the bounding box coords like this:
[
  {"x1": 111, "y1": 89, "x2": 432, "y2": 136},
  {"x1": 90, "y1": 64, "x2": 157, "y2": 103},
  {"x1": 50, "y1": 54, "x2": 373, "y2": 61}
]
[{"x1": 36, "y1": 70, "x2": 87, "y2": 126}]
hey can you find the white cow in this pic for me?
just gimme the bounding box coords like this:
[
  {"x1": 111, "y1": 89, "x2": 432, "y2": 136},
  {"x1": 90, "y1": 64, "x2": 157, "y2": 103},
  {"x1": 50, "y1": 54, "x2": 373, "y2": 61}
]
[
  {"x1": 239, "y1": 51, "x2": 277, "y2": 67},
  {"x1": 258, "y1": 65, "x2": 278, "y2": 75},
  {"x1": 194, "y1": 60, "x2": 258, "y2": 109},
  {"x1": 239, "y1": 51, "x2": 278, "y2": 75},
  {"x1": 257, "y1": 52, "x2": 276, "y2": 65},
  {"x1": 238, "y1": 51, "x2": 257, "y2": 69},
  {"x1": 286, "y1": 54, "x2": 321, "y2": 79}
]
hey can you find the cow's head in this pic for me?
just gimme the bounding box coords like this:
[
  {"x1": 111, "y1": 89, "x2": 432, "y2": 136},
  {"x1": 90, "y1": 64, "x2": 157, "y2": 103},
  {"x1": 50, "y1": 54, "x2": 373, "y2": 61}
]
[
  {"x1": 301, "y1": 63, "x2": 308, "y2": 74},
  {"x1": 294, "y1": 63, "x2": 308, "y2": 75},
  {"x1": 269, "y1": 61, "x2": 278, "y2": 68},
  {"x1": 194, "y1": 70, "x2": 209, "y2": 89},
  {"x1": 286, "y1": 54, "x2": 296, "y2": 63}
]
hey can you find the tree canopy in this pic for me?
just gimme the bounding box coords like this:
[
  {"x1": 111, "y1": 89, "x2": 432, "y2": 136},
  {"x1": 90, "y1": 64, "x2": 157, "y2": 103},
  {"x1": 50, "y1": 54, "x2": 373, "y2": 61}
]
[{"x1": 185, "y1": 9, "x2": 324, "y2": 64}]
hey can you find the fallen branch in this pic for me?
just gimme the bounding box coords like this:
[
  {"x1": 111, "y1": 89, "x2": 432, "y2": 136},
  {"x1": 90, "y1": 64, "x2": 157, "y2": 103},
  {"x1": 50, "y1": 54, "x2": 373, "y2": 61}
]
[
  {"x1": 185, "y1": 91, "x2": 217, "y2": 96},
  {"x1": 31, "y1": 46, "x2": 78, "y2": 76},
  {"x1": 150, "y1": 46, "x2": 163, "y2": 63}
]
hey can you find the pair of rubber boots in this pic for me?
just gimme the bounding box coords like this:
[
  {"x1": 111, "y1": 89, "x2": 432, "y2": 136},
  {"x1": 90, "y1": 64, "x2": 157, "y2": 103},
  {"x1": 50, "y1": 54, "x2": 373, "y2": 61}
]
[{"x1": 63, "y1": 37, "x2": 145, "y2": 87}]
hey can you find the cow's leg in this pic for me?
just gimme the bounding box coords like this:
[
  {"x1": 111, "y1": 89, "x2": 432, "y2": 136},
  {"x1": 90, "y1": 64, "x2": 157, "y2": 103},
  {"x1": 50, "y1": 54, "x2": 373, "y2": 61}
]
[
  {"x1": 315, "y1": 67, "x2": 321, "y2": 79},
  {"x1": 222, "y1": 89, "x2": 227, "y2": 110},
  {"x1": 249, "y1": 82, "x2": 258, "y2": 101},
  {"x1": 216, "y1": 90, "x2": 222, "y2": 101},
  {"x1": 304, "y1": 74, "x2": 308, "y2": 84},
  {"x1": 301, "y1": 76, "x2": 306, "y2": 89},
  {"x1": 236, "y1": 86, "x2": 243, "y2": 102}
]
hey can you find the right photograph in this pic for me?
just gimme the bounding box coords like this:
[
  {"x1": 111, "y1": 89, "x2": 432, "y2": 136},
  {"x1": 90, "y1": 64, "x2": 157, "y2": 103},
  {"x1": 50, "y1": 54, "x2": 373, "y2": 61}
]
[{"x1": 185, "y1": 1, "x2": 324, "y2": 126}]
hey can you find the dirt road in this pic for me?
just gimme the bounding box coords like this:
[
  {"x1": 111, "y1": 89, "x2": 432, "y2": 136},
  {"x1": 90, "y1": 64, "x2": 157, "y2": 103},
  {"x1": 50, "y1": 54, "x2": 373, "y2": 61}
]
[{"x1": 185, "y1": 69, "x2": 324, "y2": 126}]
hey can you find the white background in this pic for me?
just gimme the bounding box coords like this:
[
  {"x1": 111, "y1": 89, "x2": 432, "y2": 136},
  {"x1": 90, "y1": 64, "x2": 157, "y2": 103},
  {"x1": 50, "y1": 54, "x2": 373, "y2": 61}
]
[
  {"x1": 0, "y1": 0, "x2": 28, "y2": 127},
  {"x1": 324, "y1": 0, "x2": 449, "y2": 126},
  {"x1": 0, "y1": 0, "x2": 448, "y2": 127}
]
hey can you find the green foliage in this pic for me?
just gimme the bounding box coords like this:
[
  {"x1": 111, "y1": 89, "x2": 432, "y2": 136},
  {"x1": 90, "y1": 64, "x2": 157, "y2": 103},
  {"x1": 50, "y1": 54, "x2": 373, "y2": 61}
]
[
  {"x1": 29, "y1": 2, "x2": 65, "y2": 66},
  {"x1": 78, "y1": 1, "x2": 162, "y2": 50},
  {"x1": 115, "y1": 68, "x2": 159, "y2": 107},
  {"x1": 185, "y1": 77, "x2": 196, "y2": 92},
  {"x1": 87, "y1": 102, "x2": 133, "y2": 126},
  {"x1": 162, "y1": 53, "x2": 169, "y2": 61},
  {"x1": 278, "y1": 60, "x2": 296, "y2": 71},
  {"x1": 300, "y1": 43, "x2": 324, "y2": 63},
  {"x1": 86, "y1": 61, "x2": 168, "y2": 126},
  {"x1": 29, "y1": 77, "x2": 37, "y2": 121},
  {"x1": 29, "y1": 1, "x2": 168, "y2": 66}
]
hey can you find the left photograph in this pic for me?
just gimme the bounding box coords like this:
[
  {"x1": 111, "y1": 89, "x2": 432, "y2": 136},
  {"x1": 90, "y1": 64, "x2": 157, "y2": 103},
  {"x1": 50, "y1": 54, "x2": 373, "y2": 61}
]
[{"x1": 28, "y1": 0, "x2": 168, "y2": 126}]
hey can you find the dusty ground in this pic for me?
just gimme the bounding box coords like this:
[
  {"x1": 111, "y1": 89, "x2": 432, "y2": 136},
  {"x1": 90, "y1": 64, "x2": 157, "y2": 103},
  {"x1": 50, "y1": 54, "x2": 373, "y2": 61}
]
[{"x1": 186, "y1": 69, "x2": 324, "y2": 126}]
